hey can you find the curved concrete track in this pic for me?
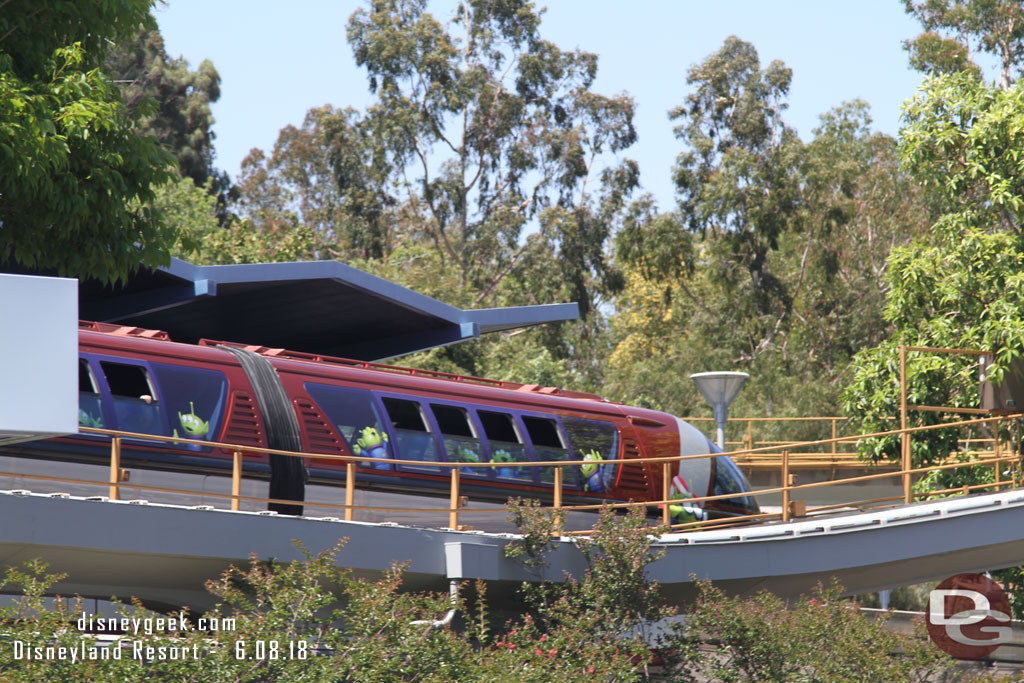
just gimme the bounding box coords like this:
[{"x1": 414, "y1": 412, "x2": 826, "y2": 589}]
[{"x1": 1, "y1": 488, "x2": 1023, "y2": 612}]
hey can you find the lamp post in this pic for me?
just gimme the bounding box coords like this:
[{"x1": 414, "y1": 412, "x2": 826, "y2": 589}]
[{"x1": 690, "y1": 371, "x2": 750, "y2": 450}]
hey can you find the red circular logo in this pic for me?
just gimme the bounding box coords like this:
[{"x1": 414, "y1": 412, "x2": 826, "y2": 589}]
[{"x1": 926, "y1": 573, "x2": 1012, "y2": 659}]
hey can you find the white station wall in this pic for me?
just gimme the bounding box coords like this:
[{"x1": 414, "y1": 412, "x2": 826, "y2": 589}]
[{"x1": 0, "y1": 273, "x2": 78, "y2": 444}]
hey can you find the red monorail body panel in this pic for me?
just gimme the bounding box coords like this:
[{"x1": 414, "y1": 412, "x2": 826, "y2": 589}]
[{"x1": 13, "y1": 322, "x2": 754, "y2": 517}]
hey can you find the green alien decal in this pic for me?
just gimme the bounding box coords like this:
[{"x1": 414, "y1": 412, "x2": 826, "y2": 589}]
[
  {"x1": 580, "y1": 449, "x2": 607, "y2": 492},
  {"x1": 177, "y1": 402, "x2": 210, "y2": 437},
  {"x1": 490, "y1": 449, "x2": 519, "y2": 478},
  {"x1": 78, "y1": 409, "x2": 103, "y2": 429},
  {"x1": 663, "y1": 475, "x2": 706, "y2": 525},
  {"x1": 455, "y1": 446, "x2": 480, "y2": 463},
  {"x1": 490, "y1": 449, "x2": 514, "y2": 464},
  {"x1": 352, "y1": 426, "x2": 390, "y2": 469},
  {"x1": 352, "y1": 426, "x2": 388, "y2": 456},
  {"x1": 454, "y1": 446, "x2": 480, "y2": 474}
]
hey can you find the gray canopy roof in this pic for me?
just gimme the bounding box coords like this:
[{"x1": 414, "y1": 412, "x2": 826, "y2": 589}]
[{"x1": 70, "y1": 257, "x2": 577, "y2": 361}]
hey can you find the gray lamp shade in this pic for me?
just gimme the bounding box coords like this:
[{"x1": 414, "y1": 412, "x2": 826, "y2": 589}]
[
  {"x1": 689, "y1": 371, "x2": 750, "y2": 409},
  {"x1": 690, "y1": 371, "x2": 750, "y2": 449}
]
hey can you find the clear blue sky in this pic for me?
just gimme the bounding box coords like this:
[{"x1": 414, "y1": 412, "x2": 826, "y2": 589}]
[{"x1": 156, "y1": 1, "x2": 928, "y2": 211}]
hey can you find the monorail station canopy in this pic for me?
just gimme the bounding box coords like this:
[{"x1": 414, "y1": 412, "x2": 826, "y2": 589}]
[{"x1": 10, "y1": 257, "x2": 579, "y2": 361}]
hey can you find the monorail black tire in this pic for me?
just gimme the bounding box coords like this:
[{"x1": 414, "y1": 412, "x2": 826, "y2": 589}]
[
  {"x1": 268, "y1": 453, "x2": 306, "y2": 516},
  {"x1": 220, "y1": 345, "x2": 307, "y2": 515}
]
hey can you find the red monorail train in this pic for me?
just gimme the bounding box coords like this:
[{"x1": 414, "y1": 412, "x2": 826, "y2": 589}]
[{"x1": 11, "y1": 321, "x2": 758, "y2": 522}]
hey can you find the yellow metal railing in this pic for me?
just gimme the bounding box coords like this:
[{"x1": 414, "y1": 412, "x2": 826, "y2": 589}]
[
  {"x1": 684, "y1": 414, "x2": 1007, "y2": 480},
  {"x1": 0, "y1": 408, "x2": 1006, "y2": 534}
]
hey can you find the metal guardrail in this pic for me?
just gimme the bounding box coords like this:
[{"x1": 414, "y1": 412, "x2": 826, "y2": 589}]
[
  {"x1": 686, "y1": 416, "x2": 1005, "y2": 471},
  {"x1": 0, "y1": 409, "x2": 1003, "y2": 535}
]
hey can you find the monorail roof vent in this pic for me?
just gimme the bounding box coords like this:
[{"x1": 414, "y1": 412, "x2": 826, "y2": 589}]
[
  {"x1": 515, "y1": 384, "x2": 605, "y2": 401},
  {"x1": 79, "y1": 321, "x2": 170, "y2": 340}
]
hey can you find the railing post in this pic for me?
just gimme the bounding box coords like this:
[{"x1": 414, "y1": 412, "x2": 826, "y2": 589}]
[
  {"x1": 553, "y1": 466, "x2": 563, "y2": 510},
  {"x1": 109, "y1": 437, "x2": 121, "y2": 501},
  {"x1": 662, "y1": 461, "x2": 672, "y2": 528},
  {"x1": 345, "y1": 461, "x2": 355, "y2": 522},
  {"x1": 781, "y1": 448, "x2": 790, "y2": 522},
  {"x1": 831, "y1": 418, "x2": 838, "y2": 479},
  {"x1": 991, "y1": 419, "x2": 999, "y2": 489},
  {"x1": 900, "y1": 345, "x2": 912, "y2": 503},
  {"x1": 231, "y1": 451, "x2": 242, "y2": 511},
  {"x1": 553, "y1": 466, "x2": 563, "y2": 534},
  {"x1": 449, "y1": 467, "x2": 460, "y2": 530},
  {"x1": 1011, "y1": 419, "x2": 1019, "y2": 489}
]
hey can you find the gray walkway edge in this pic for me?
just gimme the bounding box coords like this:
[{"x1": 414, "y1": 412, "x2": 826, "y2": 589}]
[{"x1": 0, "y1": 488, "x2": 1022, "y2": 612}]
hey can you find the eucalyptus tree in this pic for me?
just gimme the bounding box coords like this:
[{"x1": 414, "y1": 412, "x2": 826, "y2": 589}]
[
  {"x1": 345, "y1": 0, "x2": 636, "y2": 313},
  {"x1": 669, "y1": 35, "x2": 804, "y2": 357},
  {"x1": 797, "y1": 100, "x2": 930, "y2": 377},
  {"x1": 610, "y1": 37, "x2": 806, "y2": 419},
  {"x1": 608, "y1": 38, "x2": 929, "y2": 427},
  {"x1": 903, "y1": 0, "x2": 1024, "y2": 87},
  {"x1": 234, "y1": 105, "x2": 395, "y2": 261}
]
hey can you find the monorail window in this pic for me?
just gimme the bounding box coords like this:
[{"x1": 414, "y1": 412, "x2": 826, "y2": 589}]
[
  {"x1": 563, "y1": 417, "x2": 620, "y2": 494},
  {"x1": 150, "y1": 363, "x2": 227, "y2": 449},
  {"x1": 78, "y1": 359, "x2": 103, "y2": 429},
  {"x1": 430, "y1": 404, "x2": 486, "y2": 478},
  {"x1": 712, "y1": 456, "x2": 758, "y2": 513},
  {"x1": 477, "y1": 410, "x2": 532, "y2": 483},
  {"x1": 306, "y1": 384, "x2": 392, "y2": 469},
  {"x1": 100, "y1": 361, "x2": 165, "y2": 436},
  {"x1": 382, "y1": 397, "x2": 441, "y2": 473},
  {"x1": 522, "y1": 416, "x2": 576, "y2": 488}
]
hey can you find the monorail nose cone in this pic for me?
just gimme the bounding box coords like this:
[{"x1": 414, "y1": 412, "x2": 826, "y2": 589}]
[{"x1": 690, "y1": 371, "x2": 750, "y2": 409}]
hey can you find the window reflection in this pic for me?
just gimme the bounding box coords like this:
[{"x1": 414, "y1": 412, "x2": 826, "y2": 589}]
[
  {"x1": 477, "y1": 410, "x2": 532, "y2": 483},
  {"x1": 306, "y1": 384, "x2": 392, "y2": 470},
  {"x1": 382, "y1": 397, "x2": 441, "y2": 474},
  {"x1": 563, "y1": 417, "x2": 619, "y2": 494},
  {"x1": 712, "y1": 456, "x2": 757, "y2": 512},
  {"x1": 523, "y1": 415, "x2": 576, "y2": 488},
  {"x1": 431, "y1": 404, "x2": 486, "y2": 477}
]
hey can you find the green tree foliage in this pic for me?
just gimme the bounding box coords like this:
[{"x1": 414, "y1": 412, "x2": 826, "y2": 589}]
[
  {"x1": 677, "y1": 579, "x2": 962, "y2": 682},
  {"x1": 234, "y1": 106, "x2": 394, "y2": 259},
  {"x1": 235, "y1": 1, "x2": 636, "y2": 322},
  {"x1": 843, "y1": 72, "x2": 1024, "y2": 464},
  {"x1": 668, "y1": 36, "x2": 803, "y2": 329},
  {"x1": 105, "y1": 21, "x2": 228, "y2": 200},
  {"x1": 160, "y1": 175, "x2": 321, "y2": 266},
  {"x1": 345, "y1": 0, "x2": 636, "y2": 309},
  {"x1": 608, "y1": 39, "x2": 928, "y2": 433},
  {"x1": 609, "y1": 37, "x2": 805, "y2": 422},
  {"x1": 0, "y1": 0, "x2": 177, "y2": 284},
  {"x1": 840, "y1": 72, "x2": 1024, "y2": 609},
  {"x1": 903, "y1": 0, "x2": 1024, "y2": 87},
  {"x1": 223, "y1": 0, "x2": 636, "y2": 391},
  {"x1": 796, "y1": 101, "x2": 931, "y2": 378}
]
